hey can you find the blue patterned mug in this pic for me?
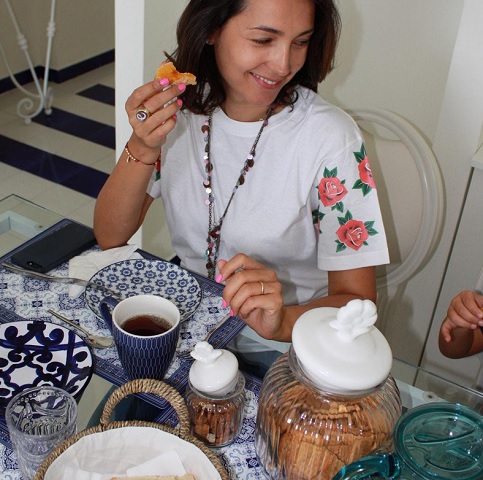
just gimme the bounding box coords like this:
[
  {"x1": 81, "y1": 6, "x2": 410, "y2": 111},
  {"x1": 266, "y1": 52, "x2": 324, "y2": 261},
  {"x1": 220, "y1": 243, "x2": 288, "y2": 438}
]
[{"x1": 100, "y1": 294, "x2": 180, "y2": 380}]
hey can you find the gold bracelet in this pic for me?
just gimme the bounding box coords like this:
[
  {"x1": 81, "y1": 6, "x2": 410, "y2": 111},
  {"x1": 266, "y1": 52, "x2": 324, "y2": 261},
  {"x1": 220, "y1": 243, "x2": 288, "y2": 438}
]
[{"x1": 124, "y1": 142, "x2": 160, "y2": 166}]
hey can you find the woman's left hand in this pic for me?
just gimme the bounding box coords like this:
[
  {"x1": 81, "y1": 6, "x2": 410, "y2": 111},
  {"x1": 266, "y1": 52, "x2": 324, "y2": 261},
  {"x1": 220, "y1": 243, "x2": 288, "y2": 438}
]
[{"x1": 216, "y1": 254, "x2": 284, "y2": 340}]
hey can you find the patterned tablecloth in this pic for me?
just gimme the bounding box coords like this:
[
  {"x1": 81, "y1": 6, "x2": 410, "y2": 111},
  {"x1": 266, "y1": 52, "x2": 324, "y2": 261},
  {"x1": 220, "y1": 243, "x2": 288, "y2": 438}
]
[{"x1": 0, "y1": 219, "x2": 270, "y2": 479}]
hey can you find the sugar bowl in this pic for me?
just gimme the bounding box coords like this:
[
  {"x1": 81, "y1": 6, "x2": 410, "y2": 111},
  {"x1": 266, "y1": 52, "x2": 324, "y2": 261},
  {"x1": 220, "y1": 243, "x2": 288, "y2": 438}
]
[
  {"x1": 255, "y1": 299, "x2": 402, "y2": 479},
  {"x1": 185, "y1": 341, "x2": 245, "y2": 447}
]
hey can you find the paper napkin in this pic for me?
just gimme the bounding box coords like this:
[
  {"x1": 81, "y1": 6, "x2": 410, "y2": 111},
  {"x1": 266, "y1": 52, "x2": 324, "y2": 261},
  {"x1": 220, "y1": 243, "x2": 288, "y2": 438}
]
[
  {"x1": 68, "y1": 244, "x2": 143, "y2": 297},
  {"x1": 60, "y1": 449, "x2": 186, "y2": 480},
  {"x1": 43, "y1": 427, "x2": 221, "y2": 480}
]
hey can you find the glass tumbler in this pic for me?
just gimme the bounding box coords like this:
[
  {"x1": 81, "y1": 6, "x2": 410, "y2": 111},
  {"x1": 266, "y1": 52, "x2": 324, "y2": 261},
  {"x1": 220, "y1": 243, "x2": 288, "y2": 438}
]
[{"x1": 6, "y1": 386, "x2": 78, "y2": 480}]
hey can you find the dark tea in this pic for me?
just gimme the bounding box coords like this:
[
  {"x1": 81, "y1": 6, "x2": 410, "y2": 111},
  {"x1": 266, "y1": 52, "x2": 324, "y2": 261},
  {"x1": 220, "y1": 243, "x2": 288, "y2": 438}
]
[{"x1": 121, "y1": 314, "x2": 172, "y2": 336}]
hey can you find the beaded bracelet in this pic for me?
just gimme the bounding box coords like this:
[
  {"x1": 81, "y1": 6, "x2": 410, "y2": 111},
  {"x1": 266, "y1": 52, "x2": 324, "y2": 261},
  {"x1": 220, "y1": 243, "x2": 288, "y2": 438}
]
[{"x1": 124, "y1": 142, "x2": 161, "y2": 167}]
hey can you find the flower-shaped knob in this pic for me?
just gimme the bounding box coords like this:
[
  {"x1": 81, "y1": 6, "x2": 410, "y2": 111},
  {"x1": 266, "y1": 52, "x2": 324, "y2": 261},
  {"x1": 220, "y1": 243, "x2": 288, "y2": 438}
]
[
  {"x1": 189, "y1": 341, "x2": 239, "y2": 396},
  {"x1": 329, "y1": 299, "x2": 378, "y2": 342}
]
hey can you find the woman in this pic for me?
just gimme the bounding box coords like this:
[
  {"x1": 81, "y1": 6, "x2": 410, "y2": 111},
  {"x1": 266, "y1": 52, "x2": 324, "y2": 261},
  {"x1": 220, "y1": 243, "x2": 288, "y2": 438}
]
[{"x1": 94, "y1": 0, "x2": 389, "y2": 348}]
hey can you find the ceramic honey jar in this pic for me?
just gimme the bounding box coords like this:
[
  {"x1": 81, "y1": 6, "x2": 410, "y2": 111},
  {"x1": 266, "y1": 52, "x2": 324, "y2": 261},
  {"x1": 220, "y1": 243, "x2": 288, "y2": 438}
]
[
  {"x1": 185, "y1": 341, "x2": 245, "y2": 447},
  {"x1": 255, "y1": 299, "x2": 402, "y2": 479}
]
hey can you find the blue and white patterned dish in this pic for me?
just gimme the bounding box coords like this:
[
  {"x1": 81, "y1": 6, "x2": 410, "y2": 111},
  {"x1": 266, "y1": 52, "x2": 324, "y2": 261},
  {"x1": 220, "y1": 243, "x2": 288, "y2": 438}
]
[
  {"x1": 0, "y1": 321, "x2": 93, "y2": 412},
  {"x1": 85, "y1": 259, "x2": 202, "y2": 323}
]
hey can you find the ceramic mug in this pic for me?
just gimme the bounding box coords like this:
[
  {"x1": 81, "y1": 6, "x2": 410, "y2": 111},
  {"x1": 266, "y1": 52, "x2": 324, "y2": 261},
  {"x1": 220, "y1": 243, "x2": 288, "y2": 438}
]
[{"x1": 100, "y1": 294, "x2": 180, "y2": 380}]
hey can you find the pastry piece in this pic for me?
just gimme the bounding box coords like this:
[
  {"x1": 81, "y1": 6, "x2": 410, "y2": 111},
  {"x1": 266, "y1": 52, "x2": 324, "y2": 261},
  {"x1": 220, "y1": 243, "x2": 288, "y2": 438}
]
[{"x1": 154, "y1": 62, "x2": 196, "y2": 85}]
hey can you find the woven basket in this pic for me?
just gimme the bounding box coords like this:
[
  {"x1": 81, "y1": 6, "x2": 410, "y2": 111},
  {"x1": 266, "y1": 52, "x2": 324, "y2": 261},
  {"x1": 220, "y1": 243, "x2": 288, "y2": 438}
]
[{"x1": 34, "y1": 378, "x2": 230, "y2": 480}]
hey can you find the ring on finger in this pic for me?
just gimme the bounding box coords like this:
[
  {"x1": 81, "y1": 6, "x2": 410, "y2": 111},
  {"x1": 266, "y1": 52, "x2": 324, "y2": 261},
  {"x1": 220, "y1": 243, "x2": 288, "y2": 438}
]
[
  {"x1": 136, "y1": 105, "x2": 152, "y2": 122},
  {"x1": 259, "y1": 281, "x2": 265, "y2": 295}
]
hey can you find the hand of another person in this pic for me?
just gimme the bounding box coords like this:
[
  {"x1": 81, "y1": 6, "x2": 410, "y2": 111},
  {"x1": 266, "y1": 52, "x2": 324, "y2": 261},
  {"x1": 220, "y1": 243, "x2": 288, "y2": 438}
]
[
  {"x1": 125, "y1": 77, "x2": 187, "y2": 156},
  {"x1": 440, "y1": 290, "x2": 483, "y2": 343},
  {"x1": 216, "y1": 254, "x2": 285, "y2": 341}
]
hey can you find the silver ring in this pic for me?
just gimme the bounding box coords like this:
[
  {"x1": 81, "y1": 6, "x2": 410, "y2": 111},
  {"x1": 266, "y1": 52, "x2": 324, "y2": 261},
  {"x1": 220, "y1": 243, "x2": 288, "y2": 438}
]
[
  {"x1": 259, "y1": 281, "x2": 265, "y2": 295},
  {"x1": 136, "y1": 106, "x2": 151, "y2": 122}
]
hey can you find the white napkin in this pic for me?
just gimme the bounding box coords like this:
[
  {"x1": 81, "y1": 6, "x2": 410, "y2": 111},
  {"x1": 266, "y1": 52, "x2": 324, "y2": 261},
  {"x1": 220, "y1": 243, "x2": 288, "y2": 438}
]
[
  {"x1": 127, "y1": 449, "x2": 186, "y2": 476},
  {"x1": 43, "y1": 427, "x2": 221, "y2": 480},
  {"x1": 61, "y1": 449, "x2": 186, "y2": 480},
  {"x1": 68, "y1": 244, "x2": 143, "y2": 297}
]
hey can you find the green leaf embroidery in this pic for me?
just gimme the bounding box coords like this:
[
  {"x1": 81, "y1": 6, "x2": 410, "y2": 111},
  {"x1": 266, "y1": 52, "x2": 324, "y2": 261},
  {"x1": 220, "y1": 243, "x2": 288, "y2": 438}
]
[
  {"x1": 332, "y1": 201, "x2": 344, "y2": 213},
  {"x1": 312, "y1": 209, "x2": 325, "y2": 226},
  {"x1": 336, "y1": 240, "x2": 347, "y2": 252},
  {"x1": 353, "y1": 143, "x2": 367, "y2": 164},
  {"x1": 323, "y1": 167, "x2": 338, "y2": 178},
  {"x1": 337, "y1": 211, "x2": 353, "y2": 226},
  {"x1": 364, "y1": 220, "x2": 378, "y2": 236},
  {"x1": 353, "y1": 179, "x2": 372, "y2": 197}
]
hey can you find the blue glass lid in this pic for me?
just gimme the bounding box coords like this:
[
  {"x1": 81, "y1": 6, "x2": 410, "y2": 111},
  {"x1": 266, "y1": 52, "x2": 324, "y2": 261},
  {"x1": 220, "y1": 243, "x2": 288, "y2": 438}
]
[{"x1": 394, "y1": 402, "x2": 483, "y2": 480}]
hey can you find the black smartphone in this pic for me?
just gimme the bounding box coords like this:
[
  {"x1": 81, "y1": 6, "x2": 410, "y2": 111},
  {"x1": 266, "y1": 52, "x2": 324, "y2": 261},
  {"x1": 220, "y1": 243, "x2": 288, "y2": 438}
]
[{"x1": 11, "y1": 222, "x2": 96, "y2": 273}]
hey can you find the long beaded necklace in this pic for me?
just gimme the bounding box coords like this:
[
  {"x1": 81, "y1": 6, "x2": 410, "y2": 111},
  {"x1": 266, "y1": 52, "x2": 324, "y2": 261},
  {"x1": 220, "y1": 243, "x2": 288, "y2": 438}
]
[{"x1": 202, "y1": 106, "x2": 273, "y2": 279}]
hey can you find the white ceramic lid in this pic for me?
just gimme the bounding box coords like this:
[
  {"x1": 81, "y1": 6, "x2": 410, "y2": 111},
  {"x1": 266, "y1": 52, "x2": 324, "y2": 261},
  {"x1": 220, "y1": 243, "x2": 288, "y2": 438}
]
[
  {"x1": 292, "y1": 299, "x2": 392, "y2": 394},
  {"x1": 189, "y1": 341, "x2": 239, "y2": 396}
]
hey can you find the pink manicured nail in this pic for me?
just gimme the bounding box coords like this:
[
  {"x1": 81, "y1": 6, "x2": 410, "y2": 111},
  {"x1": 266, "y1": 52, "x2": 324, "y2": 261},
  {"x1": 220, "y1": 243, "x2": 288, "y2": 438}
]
[
  {"x1": 230, "y1": 309, "x2": 235, "y2": 317},
  {"x1": 172, "y1": 114, "x2": 177, "y2": 121},
  {"x1": 177, "y1": 99, "x2": 183, "y2": 106},
  {"x1": 178, "y1": 83, "x2": 186, "y2": 92},
  {"x1": 160, "y1": 78, "x2": 169, "y2": 86},
  {"x1": 222, "y1": 299, "x2": 227, "y2": 309},
  {"x1": 216, "y1": 273, "x2": 223, "y2": 283}
]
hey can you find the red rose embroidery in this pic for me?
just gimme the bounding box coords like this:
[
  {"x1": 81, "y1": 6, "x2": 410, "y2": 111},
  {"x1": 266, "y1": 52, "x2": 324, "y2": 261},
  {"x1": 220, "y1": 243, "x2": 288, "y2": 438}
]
[
  {"x1": 318, "y1": 177, "x2": 347, "y2": 207},
  {"x1": 358, "y1": 157, "x2": 376, "y2": 189},
  {"x1": 155, "y1": 158, "x2": 161, "y2": 181},
  {"x1": 336, "y1": 219, "x2": 369, "y2": 251}
]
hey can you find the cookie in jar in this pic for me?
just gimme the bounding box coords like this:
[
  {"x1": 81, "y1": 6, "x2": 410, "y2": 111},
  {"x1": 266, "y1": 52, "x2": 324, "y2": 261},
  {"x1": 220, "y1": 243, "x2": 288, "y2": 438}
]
[{"x1": 185, "y1": 341, "x2": 245, "y2": 447}]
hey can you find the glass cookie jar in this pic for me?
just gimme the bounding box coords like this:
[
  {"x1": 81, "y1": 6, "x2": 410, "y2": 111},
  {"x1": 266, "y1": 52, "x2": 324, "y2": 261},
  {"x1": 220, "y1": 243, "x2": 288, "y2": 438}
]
[
  {"x1": 185, "y1": 341, "x2": 245, "y2": 447},
  {"x1": 255, "y1": 300, "x2": 402, "y2": 480}
]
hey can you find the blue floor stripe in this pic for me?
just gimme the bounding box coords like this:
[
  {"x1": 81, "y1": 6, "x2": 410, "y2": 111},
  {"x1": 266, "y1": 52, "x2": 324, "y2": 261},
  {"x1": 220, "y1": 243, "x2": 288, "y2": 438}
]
[
  {"x1": 77, "y1": 84, "x2": 115, "y2": 106},
  {"x1": 32, "y1": 108, "x2": 115, "y2": 149},
  {"x1": 0, "y1": 135, "x2": 108, "y2": 198}
]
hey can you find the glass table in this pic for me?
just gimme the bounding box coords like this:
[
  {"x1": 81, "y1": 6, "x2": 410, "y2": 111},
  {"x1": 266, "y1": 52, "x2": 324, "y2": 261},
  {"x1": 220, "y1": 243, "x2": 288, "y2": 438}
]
[
  {"x1": 0, "y1": 194, "x2": 62, "y2": 257},
  {"x1": 0, "y1": 195, "x2": 482, "y2": 479}
]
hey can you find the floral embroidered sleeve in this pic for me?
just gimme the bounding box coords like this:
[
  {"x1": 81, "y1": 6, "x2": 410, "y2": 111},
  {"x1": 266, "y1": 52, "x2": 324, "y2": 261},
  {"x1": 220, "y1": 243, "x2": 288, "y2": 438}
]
[{"x1": 313, "y1": 143, "x2": 389, "y2": 270}]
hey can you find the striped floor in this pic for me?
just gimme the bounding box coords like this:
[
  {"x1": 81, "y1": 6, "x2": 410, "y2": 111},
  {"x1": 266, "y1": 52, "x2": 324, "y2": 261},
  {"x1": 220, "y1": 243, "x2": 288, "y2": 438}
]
[{"x1": 0, "y1": 64, "x2": 116, "y2": 227}]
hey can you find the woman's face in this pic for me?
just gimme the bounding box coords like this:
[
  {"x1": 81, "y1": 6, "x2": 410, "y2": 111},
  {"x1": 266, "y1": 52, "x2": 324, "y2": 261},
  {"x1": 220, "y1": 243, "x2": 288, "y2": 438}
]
[{"x1": 211, "y1": 0, "x2": 315, "y2": 121}]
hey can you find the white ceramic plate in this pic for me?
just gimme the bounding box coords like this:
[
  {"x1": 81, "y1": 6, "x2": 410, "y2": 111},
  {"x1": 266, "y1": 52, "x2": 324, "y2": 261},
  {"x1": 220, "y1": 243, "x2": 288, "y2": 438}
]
[
  {"x1": 84, "y1": 258, "x2": 202, "y2": 323},
  {"x1": 0, "y1": 320, "x2": 93, "y2": 412},
  {"x1": 44, "y1": 426, "x2": 222, "y2": 480}
]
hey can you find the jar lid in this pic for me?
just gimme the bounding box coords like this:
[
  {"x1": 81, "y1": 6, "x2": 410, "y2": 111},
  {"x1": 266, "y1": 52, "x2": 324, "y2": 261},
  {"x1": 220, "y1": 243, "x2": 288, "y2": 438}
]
[
  {"x1": 189, "y1": 341, "x2": 239, "y2": 396},
  {"x1": 292, "y1": 299, "x2": 392, "y2": 394}
]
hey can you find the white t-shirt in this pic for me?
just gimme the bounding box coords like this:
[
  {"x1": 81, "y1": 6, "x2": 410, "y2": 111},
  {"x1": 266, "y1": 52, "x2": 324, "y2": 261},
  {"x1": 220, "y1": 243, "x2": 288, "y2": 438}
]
[{"x1": 148, "y1": 87, "x2": 389, "y2": 308}]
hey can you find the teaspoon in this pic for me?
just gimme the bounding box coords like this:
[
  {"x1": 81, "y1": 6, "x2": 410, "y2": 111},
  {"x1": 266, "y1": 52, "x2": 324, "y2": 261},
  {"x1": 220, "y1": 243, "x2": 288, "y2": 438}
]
[
  {"x1": 48, "y1": 309, "x2": 114, "y2": 349},
  {"x1": 178, "y1": 313, "x2": 233, "y2": 359}
]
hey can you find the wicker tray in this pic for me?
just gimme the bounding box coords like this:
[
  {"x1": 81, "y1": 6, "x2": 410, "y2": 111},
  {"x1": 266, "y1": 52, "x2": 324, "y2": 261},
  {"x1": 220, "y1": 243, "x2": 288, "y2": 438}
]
[{"x1": 34, "y1": 379, "x2": 230, "y2": 480}]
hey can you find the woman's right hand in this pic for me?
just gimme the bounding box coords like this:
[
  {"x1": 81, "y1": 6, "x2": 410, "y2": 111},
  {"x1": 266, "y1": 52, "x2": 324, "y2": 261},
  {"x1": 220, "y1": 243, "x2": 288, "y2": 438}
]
[{"x1": 125, "y1": 77, "x2": 187, "y2": 161}]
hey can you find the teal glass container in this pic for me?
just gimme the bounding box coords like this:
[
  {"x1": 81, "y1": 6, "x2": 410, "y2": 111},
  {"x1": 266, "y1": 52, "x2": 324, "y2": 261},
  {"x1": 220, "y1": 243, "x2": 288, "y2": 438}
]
[{"x1": 334, "y1": 402, "x2": 483, "y2": 480}]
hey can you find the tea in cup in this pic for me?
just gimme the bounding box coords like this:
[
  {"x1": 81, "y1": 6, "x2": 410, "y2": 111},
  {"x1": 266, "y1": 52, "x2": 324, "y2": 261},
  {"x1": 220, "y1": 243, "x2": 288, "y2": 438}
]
[{"x1": 100, "y1": 294, "x2": 180, "y2": 380}]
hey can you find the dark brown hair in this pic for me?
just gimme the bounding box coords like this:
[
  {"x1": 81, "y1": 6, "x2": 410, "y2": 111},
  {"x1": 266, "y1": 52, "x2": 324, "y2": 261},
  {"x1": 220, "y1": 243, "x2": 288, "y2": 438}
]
[{"x1": 169, "y1": 0, "x2": 341, "y2": 115}]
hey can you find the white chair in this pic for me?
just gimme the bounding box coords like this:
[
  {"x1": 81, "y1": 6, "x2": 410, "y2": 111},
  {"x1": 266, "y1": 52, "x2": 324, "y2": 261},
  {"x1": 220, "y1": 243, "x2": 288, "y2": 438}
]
[{"x1": 346, "y1": 108, "x2": 444, "y2": 330}]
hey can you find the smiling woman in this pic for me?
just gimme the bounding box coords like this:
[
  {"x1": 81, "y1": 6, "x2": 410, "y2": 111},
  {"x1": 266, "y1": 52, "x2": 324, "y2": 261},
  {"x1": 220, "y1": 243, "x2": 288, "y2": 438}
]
[{"x1": 95, "y1": 0, "x2": 389, "y2": 371}]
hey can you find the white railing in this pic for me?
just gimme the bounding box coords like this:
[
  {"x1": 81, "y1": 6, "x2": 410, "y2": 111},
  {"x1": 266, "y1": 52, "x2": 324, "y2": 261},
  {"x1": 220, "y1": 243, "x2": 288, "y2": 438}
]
[{"x1": 0, "y1": 0, "x2": 56, "y2": 124}]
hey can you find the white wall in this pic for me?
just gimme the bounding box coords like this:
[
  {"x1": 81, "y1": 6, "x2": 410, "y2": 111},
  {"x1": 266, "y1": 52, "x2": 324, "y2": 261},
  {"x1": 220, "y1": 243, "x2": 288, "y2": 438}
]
[
  {"x1": 114, "y1": 0, "x2": 186, "y2": 260},
  {"x1": 0, "y1": 0, "x2": 114, "y2": 80},
  {"x1": 419, "y1": 0, "x2": 483, "y2": 387},
  {"x1": 320, "y1": 0, "x2": 464, "y2": 142},
  {"x1": 321, "y1": 0, "x2": 483, "y2": 375},
  {"x1": 114, "y1": 0, "x2": 483, "y2": 382}
]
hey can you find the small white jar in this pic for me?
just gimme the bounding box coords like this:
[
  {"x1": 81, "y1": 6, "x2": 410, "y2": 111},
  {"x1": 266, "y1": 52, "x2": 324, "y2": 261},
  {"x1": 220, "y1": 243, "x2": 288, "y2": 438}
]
[{"x1": 185, "y1": 341, "x2": 245, "y2": 447}]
